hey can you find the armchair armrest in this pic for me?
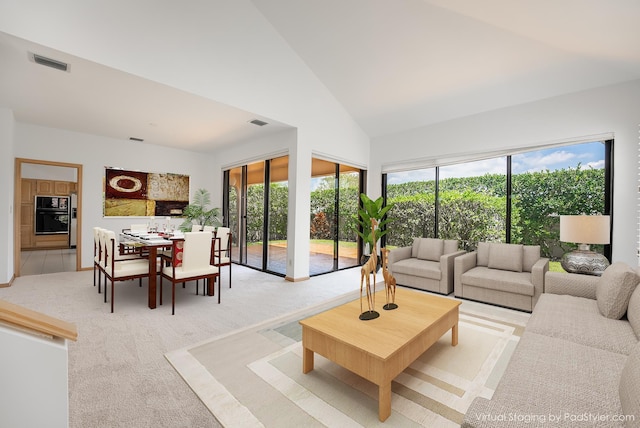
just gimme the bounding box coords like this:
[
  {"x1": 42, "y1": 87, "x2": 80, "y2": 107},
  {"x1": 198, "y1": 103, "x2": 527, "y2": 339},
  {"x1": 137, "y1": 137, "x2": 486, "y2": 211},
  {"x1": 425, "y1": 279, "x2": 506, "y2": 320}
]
[
  {"x1": 454, "y1": 251, "x2": 477, "y2": 296},
  {"x1": 441, "y1": 250, "x2": 467, "y2": 293},
  {"x1": 531, "y1": 258, "x2": 549, "y2": 307},
  {"x1": 545, "y1": 271, "x2": 598, "y2": 300},
  {"x1": 387, "y1": 246, "x2": 412, "y2": 267}
]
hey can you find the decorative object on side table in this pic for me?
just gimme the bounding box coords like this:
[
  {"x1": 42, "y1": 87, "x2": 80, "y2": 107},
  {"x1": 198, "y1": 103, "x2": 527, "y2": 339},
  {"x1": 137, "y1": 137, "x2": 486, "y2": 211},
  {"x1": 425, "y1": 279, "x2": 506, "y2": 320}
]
[
  {"x1": 559, "y1": 214, "x2": 610, "y2": 275},
  {"x1": 360, "y1": 218, "x2": 380, "y2": 320},
  {"x1": 381, "y1": 247, "x2": 398, "y2": 310}
]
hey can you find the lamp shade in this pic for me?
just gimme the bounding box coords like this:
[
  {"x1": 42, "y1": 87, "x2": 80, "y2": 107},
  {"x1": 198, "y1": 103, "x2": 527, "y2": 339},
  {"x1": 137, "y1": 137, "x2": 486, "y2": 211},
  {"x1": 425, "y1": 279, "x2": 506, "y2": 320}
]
[{"x1": 559, "y1": 215, "x2": 610, "y2": 245}]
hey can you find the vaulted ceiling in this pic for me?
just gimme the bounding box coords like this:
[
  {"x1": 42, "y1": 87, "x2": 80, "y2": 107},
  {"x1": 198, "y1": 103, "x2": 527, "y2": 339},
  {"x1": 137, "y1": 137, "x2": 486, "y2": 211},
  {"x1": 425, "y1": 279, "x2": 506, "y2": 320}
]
[{"x1": 1, "y1": 0, "x2": 639, "y2": 152}]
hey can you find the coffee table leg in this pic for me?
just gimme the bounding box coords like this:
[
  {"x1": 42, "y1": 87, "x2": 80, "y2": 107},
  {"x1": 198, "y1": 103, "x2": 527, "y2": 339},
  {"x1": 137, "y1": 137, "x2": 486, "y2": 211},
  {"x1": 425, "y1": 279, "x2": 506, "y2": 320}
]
[
  {"x1": 302, "y1": 347, "x2": 314, "y2": 373},
  {"x1": 379, "y1": 382, "x2": 391, "y2": 421},
  {"x1": 452, "y1": 322, "x2": 458, "y2": 346}
]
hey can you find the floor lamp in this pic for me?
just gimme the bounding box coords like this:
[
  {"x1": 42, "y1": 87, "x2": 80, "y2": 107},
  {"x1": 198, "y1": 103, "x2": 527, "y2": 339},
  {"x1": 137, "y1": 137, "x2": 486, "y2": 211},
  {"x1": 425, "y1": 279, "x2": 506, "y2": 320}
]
[{"x1": 559, "y1": 215, "x2": 610, "y2": 276}]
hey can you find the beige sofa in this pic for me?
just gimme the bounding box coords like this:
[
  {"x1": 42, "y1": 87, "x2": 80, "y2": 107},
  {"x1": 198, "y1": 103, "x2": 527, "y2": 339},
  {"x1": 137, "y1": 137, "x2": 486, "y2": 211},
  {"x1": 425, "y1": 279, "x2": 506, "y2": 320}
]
[
  {"x1": 387, "y1": 238, "x2": 465, "y2": 294},
  {"x1": 454, "y1": 242, "x2": 549, "y2": 312},
  {"x1": 463, "y1": 262, "x2": 640, "y2": 428}
]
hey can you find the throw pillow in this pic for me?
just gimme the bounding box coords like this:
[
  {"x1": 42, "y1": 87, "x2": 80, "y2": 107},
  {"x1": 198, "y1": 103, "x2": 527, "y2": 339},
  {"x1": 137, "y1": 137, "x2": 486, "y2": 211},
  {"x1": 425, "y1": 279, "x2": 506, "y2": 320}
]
[
  {"x1": 417, "y1": 238, "x2": 443, "y2": 261},
  {"x1": 596, "y1": 262, "x2": 639, "y2": 320},
  {"x1": 619, "y1": 341, "x2": 640, "y2": 420},
  {"x1": 411, "y1": 237, "x2": 421, "y2": 258},
  {"x1": 488, "y1": 243, "x2": 523, "y2": 272},
  {"x1": 172, "y1": 240, "x2": 185, "y2": 267},
  {"x1": 627, "y1": 286, "x2": 640, "y2": 339},
  {"x1": 443, "y1": 239, "x2": 459, "y2": 255},
  {"x1": 476, "y1": 242, "x2": 490, "y2": 266},
  {"x1": 522, "y1": 245, "x2": 541, "y2": 272}
]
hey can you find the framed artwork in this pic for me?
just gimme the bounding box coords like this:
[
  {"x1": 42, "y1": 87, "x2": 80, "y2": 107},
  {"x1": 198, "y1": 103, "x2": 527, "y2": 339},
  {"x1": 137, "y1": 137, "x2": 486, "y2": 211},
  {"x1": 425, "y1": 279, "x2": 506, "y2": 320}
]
[{"x1": 104, "y1": 167, "x2": 190, "y2": 217}]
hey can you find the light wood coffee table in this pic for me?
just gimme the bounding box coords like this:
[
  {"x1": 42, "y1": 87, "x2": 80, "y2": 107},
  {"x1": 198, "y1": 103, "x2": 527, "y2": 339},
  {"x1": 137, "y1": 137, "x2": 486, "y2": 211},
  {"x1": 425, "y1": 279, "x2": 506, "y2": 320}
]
[{"x1": 299, "y1": 287, "x2": 460, "y2": 422}]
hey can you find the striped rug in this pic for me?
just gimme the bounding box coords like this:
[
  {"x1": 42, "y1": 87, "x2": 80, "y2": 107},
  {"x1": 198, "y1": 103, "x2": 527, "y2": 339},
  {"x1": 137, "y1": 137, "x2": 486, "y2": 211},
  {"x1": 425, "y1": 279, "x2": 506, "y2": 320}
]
[{"x1": 166, "y1": 290, "x2": 529, "y2": 427}]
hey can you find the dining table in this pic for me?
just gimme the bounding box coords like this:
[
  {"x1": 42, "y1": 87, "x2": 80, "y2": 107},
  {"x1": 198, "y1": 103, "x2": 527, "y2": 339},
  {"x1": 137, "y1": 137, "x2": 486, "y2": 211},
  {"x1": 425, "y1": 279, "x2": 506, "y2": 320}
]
[{"x1": 119, "y1": 231, "x2": 179, "y2": 309}]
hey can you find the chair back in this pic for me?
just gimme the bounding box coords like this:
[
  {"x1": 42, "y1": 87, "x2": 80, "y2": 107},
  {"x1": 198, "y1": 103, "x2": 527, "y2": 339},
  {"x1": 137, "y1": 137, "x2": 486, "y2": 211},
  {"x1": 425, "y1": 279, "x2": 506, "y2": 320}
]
[
  {"x1": 130, "y1": 223, "x2": 147, "y2": 233},
  {"x1": 93, "y1": 227, "x2": 101, "y2": 256},
  {"x1": 103, "y1": 230, "x2": 117, "y2": 265},
  {"x1": 216, "y1": 227, "x2": 231, "y2": 256},
  {"x1": 191, "y1": 224, "x2": 202, "y2": 232},
  {"x1": 98, "y1": 228, "x2": 109, "y2": 260},
  {"x1": 202, "y1": 225, "x2": 215, "y2": 233},
  {"x1": 182, "y1": 232, "x2": 213, "y2": 271}
]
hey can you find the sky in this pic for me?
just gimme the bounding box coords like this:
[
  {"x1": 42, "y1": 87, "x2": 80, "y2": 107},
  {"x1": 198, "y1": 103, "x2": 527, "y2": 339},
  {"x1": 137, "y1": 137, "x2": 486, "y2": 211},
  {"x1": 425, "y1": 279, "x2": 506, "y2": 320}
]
[{"x1": 387, "y1": 141, "x2": 605, "y2": 184}]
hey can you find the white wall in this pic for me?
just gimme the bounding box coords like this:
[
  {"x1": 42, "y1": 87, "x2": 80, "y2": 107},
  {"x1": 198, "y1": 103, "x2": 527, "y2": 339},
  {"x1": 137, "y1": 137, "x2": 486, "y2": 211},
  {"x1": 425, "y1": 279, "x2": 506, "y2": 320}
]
[
  {"x1": 371, "y1": 79, "x2": 640, "y2": 266},
  {"x1": 0, "y1": 0, "x2": 369, "y2": 171},
  {"x1": 0, "y1": 108, "x2": 15, "y2": 283},
  {"x1": 22, "y1": 164, "x2": 76, "y2": 181},
  {"x1": 0, "y1": 0, "x2": 371, "y2": 279},
  {"x1": 14, "y1": 122, "x2": 217, "y2": 270}
]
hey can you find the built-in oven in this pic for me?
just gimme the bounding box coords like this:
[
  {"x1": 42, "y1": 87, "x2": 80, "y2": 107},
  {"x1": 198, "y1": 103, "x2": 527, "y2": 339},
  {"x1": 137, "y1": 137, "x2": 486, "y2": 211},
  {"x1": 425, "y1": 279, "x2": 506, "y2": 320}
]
[{"x1": 35, "y1": 196, "x2": 70, "y2": 235}]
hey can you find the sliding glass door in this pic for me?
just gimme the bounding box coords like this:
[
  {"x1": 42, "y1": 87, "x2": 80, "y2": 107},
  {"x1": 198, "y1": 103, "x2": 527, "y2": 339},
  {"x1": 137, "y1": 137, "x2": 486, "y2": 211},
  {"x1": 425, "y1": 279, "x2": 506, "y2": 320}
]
[
  {"x1": 224, "y1": 155, "x2": 289, "y2": 276},
  {"x1": 310, "y1": 158, "x2": 362, "y2": 275}
]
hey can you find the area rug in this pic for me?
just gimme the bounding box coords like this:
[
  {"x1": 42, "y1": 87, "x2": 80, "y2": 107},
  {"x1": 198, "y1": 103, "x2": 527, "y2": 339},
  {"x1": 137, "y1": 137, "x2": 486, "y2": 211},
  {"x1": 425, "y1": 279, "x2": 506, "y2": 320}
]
[{"x1": 166, "y1": 291, "x2": 529, "y2": 427}]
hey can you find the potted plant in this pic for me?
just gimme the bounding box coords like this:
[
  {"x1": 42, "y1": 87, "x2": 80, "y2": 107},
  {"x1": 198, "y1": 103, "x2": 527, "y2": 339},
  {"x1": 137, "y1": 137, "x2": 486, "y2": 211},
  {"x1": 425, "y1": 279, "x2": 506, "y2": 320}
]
[
  {"x1": 355, "y1": 193, "x2": 394, "y2": 263},
  {"x1": 178, "y1": 188, "x2": 222, "y2": 232}
]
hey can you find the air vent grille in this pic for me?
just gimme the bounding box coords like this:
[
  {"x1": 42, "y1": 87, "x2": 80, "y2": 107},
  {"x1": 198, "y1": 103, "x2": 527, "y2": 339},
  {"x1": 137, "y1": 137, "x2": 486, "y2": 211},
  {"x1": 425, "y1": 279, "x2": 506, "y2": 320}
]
[
  {"x1": 31, "y1": 53, "x2": 69, "y2": 72},
  {"x1": 249, "y1": 119, "x2": 268, "y2": 127},
  {"x1": 129, "y1": 137, "x2": 144, "y2": 142}
]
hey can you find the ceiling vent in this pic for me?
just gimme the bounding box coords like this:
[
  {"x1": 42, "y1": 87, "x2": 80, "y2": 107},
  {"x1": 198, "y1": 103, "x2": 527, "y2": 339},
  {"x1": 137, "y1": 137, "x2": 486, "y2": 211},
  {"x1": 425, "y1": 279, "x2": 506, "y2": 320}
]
[
  {"x1": 129, "y1": 137, "x2": 144, "y2": 142},
  {"x1": 249, "y1": 119, "x2": 268, "y2": 127},
  {"x1": 29, "y1": 52, "x2": 69, "y2": 72}
]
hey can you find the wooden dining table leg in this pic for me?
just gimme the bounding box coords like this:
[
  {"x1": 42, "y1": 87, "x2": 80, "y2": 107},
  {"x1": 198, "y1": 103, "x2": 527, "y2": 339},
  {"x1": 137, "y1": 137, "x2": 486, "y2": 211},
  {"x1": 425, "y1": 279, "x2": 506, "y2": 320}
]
[{"x1": 148, "y1": 246, "x2": 158, "y2": 309}]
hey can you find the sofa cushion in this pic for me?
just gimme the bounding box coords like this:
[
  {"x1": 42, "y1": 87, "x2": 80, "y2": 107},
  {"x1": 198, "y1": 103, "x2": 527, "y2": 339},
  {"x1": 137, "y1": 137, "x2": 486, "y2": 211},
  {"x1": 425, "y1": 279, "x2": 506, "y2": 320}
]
[
  {"x1": 619, "y1": 341, "x2": 640, "y2": 421},
  {"x1": 488, "y1": 331, "x2": 626, "y2": 423},
  {"x1": 476, "y1": 242, "x2": 490, "y2": 267},
  {"x1": 461, "y1": 266, "x2": 533, "y2": 296},
  {"x1": 443, "y1": 239, "x2": 458, "y2": 255},
  {"x1": 527, "y1": 294, "x2": 637, "y2": 355},
  {"x1": 596, "y1": 262, "x2": 639, "y2": 319},
  {"x1": 391, "y1": 258, "x2": 441, "y2": 280},
  {"x1": 417, "y1": 238, "x2": 443, "y2": 261},
  {"x1": 488, "y1": 243, "x2": 523, "y2": 272},
  {"x1": 627, "y1": 285, "x2": 640, "y2": 339},
  {"x1": 411, "y1": 237, "x2": 421, "y2": 258},
  {"x1": 522, "y1": 245, "x2": 540, "y2": 272}
]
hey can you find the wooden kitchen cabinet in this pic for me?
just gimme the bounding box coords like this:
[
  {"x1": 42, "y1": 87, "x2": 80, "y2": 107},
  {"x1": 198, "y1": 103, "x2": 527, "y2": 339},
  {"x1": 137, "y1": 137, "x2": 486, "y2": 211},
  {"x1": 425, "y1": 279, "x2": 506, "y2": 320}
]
[
  {"x1": 36, "y1": 180, "x2": 53, "y2": 195},
  {"x1": 21, "y1": 179, "x2": 36, "y2": 203},
  {"x1": 53, "y1": 181, "x2": 70, "y2": 195}
]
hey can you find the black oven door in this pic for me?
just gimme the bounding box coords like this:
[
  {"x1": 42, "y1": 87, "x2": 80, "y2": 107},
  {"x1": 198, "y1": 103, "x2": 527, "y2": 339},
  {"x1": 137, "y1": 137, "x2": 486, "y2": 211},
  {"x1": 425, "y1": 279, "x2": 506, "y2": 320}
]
[{"x1": 35, "y1": 209, "x2": 70, "y2": 235}]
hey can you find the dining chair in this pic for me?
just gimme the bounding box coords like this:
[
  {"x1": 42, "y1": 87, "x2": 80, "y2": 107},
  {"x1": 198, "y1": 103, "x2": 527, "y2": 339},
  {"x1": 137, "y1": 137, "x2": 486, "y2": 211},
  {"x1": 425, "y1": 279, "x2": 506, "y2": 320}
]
[
  {"x1": 93, "y1": 227, "x2": 106, "y2": 289},
  {"x1": 202, "y1": 225, "x2": 215, "y2": 233},
  {"x1": 102, "y1": 230, "x2": 151, "y2": 313},
  {"x1": 191, "y1": 224, "x2": 202, "y2": 232},
  {"x1": 159, "y1": 231, "x2": 219, "y2": 315},
  {"x1": 213, "y1": 227, "x2": 232, "y2": 289}
]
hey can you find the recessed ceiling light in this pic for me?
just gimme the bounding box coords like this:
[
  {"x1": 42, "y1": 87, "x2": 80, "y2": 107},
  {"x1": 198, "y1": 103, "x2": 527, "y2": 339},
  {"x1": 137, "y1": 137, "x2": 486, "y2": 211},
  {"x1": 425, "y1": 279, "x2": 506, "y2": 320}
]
[
  {"x1": 29, "y1": 52, "x2": 69, "y2": 72},
  {"x1": 249, "y1": 119, "x2": 268, "y2": 126}
]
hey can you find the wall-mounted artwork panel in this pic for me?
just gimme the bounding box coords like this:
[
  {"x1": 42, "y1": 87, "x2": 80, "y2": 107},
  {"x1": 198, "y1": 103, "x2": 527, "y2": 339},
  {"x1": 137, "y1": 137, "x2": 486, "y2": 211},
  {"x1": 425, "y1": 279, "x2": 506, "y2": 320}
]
[{"x1": 104, "y1": 167, "x2": 189, "y2": 217}]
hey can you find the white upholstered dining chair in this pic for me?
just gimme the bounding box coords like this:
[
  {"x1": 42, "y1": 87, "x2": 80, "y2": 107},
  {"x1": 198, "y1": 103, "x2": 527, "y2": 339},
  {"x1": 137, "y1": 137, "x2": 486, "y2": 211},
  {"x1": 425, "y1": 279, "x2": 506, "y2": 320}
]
[
  {"x1": 213, "y1": 227, "x2": 232, "y2": 289},
  {"x1": 102, "y1": 230, "x2": 151, "y2": 313},
  {"x1": 159, "y1": 231, "x2": 220, "y2": 315}
]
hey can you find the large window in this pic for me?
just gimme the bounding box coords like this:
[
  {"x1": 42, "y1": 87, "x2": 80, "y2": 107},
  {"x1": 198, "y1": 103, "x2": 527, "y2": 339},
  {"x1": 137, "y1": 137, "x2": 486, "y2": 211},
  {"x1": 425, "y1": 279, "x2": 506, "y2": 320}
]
[{"x1": 384, "y1": 141, "x2": 611, "y2": 262}]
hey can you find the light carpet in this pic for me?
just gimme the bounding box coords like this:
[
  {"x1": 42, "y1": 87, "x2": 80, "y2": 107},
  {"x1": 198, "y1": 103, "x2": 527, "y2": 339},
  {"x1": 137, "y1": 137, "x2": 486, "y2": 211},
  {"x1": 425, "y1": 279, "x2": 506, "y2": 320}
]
[{"x1": 167, "y1": 291, "x2": 530, "y2": 427}]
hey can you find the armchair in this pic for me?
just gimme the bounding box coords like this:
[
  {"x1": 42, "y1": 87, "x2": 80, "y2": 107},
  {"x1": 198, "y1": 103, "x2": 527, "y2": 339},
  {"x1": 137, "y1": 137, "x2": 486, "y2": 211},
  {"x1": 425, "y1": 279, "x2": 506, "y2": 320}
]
[{"x1": 387, "y1": 238, "x2": 465, "y2": 294}]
